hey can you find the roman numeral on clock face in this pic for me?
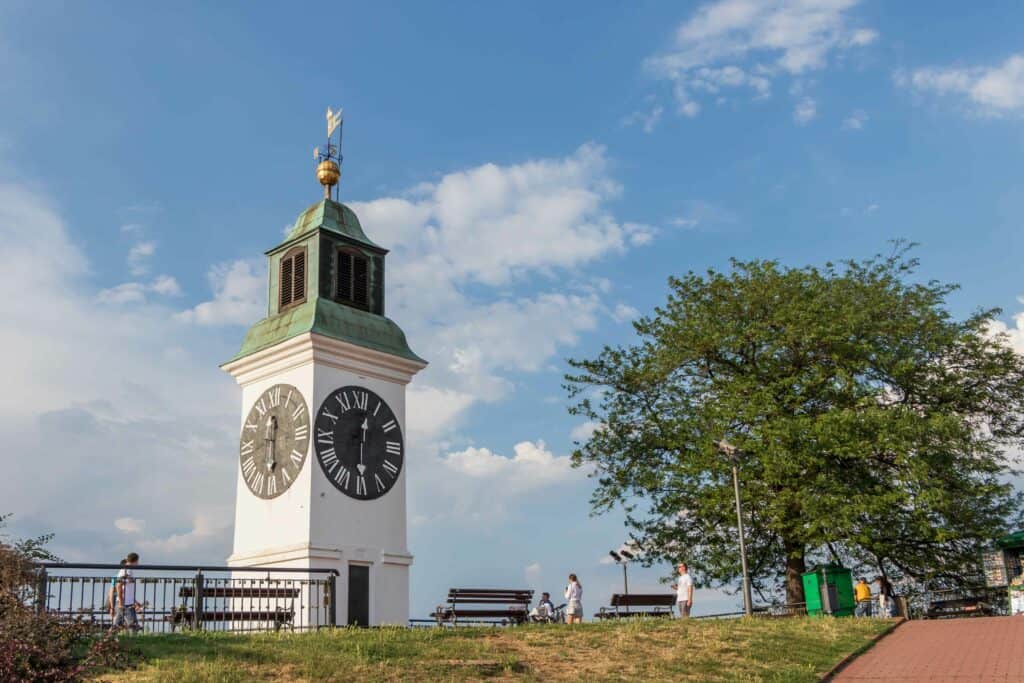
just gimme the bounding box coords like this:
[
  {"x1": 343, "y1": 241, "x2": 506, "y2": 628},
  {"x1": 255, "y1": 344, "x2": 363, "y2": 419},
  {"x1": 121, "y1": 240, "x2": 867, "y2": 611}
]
[
  {"x1": 291, "y1": 403, "x2": 305, "y2": 421},
  {"x1": 336, "y1": 392, "x2": 351, "y2": 411},
  {"x1": 373, "y1": 473, "x2": 385, "y2": 492},
  {"x1": 356, "y1": 476, "x2": 367, "y2": 496},
  {"x1": 321, "y1": 448, "x2": 338, "y2": 472},
  {"x1": 381, "y1": 419, "x2": 397, "y2": 433},
  {"x1": 386, "y1": 441, "x2": 401, "y2": 456},
  {"x1": 294, "y1": 424, "x2": 308, "y2": 441},
  {"x1": 290, "y1": 448, "x2": 304, "y2": 465},
  {"x1": 317, "y1": 428, "x2": 333, "y2": 445},
  {"x1": 268, "y1": 386, "x2": 281, "y2": 408},
  {"x1": 353, "y1": 391, "x2": 368, "y2": 410},
  {"x1": 382, "y1": 459, "x2": 398, "y2": 477},
  {"x1": 267, "y1": 476, "x2": 277, "y2": 496},
  {"x1": 334, "y1": 466, "x2": 351, "y2": 489}
]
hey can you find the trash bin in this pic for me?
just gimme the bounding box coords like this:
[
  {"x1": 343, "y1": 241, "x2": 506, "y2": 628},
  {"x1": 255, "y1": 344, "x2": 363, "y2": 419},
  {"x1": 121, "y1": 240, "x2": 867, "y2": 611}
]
[{"x1": 802, "y1": 565, "x2": 855, "y2": 617}]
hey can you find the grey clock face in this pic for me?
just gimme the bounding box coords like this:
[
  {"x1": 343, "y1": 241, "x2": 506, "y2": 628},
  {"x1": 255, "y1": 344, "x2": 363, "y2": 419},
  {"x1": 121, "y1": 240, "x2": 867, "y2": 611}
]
[
  {"x1": 239, "y1": 384, "x2": 310, "y2": 499},
  {"x1": 314, "y1": 386, "x2": 403, "y2": 500}
]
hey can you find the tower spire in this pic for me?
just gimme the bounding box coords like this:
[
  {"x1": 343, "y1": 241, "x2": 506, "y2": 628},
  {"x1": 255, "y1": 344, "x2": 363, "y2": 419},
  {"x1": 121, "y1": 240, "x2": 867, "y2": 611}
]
[{"x1": 313, "y1": 106, "x2": 343, "y2": 200}]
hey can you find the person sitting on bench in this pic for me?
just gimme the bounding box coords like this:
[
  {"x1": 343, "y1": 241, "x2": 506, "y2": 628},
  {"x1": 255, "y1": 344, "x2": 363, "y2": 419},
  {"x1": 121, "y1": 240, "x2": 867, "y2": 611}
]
[{"x1": 529, "y1": 592, "x2": 556, "y2": 621}]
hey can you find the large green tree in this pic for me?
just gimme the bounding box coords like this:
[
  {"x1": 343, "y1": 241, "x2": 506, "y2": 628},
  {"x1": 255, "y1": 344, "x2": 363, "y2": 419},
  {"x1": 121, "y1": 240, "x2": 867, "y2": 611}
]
[{"x1": 566, "y1": 247, "x2": 1024, "y2": 604}]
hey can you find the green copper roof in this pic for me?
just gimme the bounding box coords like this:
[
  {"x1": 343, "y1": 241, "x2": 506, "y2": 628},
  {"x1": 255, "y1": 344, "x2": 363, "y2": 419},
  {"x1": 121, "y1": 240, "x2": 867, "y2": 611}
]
[
  {"x1": 229, "y1": 297, "x2": 425, "y2": 364},
  {"x1": 282, "y1": 199, "x2": 383, "y2": 250},
  {"x1": 997, "y1": 531, "x2": 1024, "y2": 549}
]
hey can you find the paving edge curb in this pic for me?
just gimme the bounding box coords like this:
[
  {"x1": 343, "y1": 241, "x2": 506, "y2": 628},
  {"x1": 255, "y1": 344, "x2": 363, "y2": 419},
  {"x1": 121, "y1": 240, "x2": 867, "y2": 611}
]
[{"x1": 819, "y1": 618, "x2": 906, "y2": 682}]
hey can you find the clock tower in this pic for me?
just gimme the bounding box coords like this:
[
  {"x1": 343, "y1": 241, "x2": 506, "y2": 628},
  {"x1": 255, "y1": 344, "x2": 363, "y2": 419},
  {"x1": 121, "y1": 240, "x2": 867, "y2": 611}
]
[{"x1": 222, "y1": 110, "x2": 426, "y2": 626}]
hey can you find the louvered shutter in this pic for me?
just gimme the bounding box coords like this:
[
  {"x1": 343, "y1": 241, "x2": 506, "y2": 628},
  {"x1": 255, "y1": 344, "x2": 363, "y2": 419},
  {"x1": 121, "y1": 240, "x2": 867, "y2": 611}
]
[
  {"x1": 280, "y1": 256, "x2": 293, "y2": 308},
  {"x1": 292, "y1": 251, "x2": 306, "y2": 302},
  {"x1": 353, "y1": 255, "x2": 368, "y2": 306},
  {"x1": 338, "y1": 251, "x2": 352, "y2": 300}
]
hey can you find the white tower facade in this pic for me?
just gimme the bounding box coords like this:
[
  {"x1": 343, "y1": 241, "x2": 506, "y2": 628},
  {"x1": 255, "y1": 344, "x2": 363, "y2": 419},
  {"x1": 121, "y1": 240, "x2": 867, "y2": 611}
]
[{"x1": 223, "y1": 198, "x2": 426, "y2": 626}]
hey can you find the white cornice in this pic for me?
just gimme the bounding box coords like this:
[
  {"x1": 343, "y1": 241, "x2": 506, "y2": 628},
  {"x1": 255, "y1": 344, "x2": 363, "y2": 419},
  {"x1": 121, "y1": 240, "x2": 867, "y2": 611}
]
[{"x1": 222, "y1": 332, "x2": 427, "y2": 387}]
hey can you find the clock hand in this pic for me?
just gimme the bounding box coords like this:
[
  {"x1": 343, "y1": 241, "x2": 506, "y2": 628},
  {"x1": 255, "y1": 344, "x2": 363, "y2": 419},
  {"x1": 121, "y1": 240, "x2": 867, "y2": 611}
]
[
  {"x1": 358, "y1": 418, "x2": 369, "y2": 475},
  {"x1": 264, "y1": 416, "x2": 277, "y2": 472}
]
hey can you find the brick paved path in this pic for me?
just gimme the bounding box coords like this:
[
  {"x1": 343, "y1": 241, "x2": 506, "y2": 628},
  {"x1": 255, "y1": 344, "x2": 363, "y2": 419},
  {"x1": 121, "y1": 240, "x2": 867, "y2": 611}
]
[{"x1": 834, "y1": 616, "x2": 1024, "y2": 681}]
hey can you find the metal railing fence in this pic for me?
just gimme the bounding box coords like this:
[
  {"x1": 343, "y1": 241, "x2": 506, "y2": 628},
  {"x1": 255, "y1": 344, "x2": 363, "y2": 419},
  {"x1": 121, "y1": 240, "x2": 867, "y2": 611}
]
[{"x1": 33, "y1": 563, "x2": 338, "y2": 634}]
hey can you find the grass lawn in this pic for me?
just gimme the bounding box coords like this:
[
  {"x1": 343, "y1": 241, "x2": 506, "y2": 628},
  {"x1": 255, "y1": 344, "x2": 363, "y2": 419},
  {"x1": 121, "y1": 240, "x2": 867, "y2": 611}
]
[{"x1": 102, "y1": 617, "x2": 894, "y2": 682}]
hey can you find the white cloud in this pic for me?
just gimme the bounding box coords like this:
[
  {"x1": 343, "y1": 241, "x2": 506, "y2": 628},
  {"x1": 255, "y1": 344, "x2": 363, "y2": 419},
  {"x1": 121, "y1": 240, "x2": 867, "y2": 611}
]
[
  {"x1": 138, "y1": 513, "x2": 231, "y2": 555},
  {"x1": 353, "y1": 143, "x2": 641, "y2": 288},
  {"x1": 524, "y1": 562, "x2": 543, "y2": 583},
  {"x1": 987, "y1": 310, "x2": 1024, "y2": 356},
  {"x1": 611, "y1": 304, "x2": 640, "y2": 324},
  {"x1": 176, "y1": 259, "x2": 265, "y2": 325},
  {"x1": 622, "y1": 105, "x2": 665, "y2": 133},
  {"x1": 128, "y1": 241, "x2": 156, "y2": 276},
  {"x1": 97, "y1": 282, "x2": 147, "y2": 305},
  {"x1": 645, "y1": 0, "x2": 876, "y2": 117},
  {"x1": 793, "y1": 97, "x2": 817, "y2": 124},
  {"x1": 443, "y1": 440, "x2": 579, "y2": 490},
  {"x1": 900, "y1": 54, "x2": 1024, "y2": 116},
  {"x1": 842, "y1": 109, "x2": 868, "y2": 130},
  {"x1": 571, "y1": 420, "x2": 604, "y2": 441},
  {"x1": 98, "y1": 275, "x2": 181, "y2": 304},
  {"x1": 151, "y1": 274, "x2": 182, "y2": 296},
  {"x1": 114, "y1": 517, "x2": 145, "y2": 534}
]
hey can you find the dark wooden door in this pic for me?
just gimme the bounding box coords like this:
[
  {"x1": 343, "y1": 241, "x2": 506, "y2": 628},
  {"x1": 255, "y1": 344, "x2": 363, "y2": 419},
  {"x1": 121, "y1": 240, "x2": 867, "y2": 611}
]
[{"x1": 347, "y1": 565, "x2": 369, "y2": 626}]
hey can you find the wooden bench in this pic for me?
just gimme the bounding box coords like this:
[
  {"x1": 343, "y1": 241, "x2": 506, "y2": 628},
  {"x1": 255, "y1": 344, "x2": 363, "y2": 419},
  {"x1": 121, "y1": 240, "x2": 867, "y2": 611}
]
[
  {"x1": 433, "y1": 588, "x2": 533, "y2": 626},
  {"x1": 170, "y1": 586, "x2": 300, "y2": 631},
  {"x1": 924, "y1": 597, "x2": 997, "y2": 619},
  {"x1": 595, "y1": 594, "x2": 676, "y2": 619}
]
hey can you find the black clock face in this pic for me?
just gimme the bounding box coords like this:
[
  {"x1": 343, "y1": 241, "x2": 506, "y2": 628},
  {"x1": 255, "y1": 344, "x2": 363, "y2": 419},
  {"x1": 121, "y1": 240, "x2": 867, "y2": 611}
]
[
  {"x1": 239, "y1": 384, "x2": 309, "y2": 500},
  {"x1": 314, "y1": 386, "x2": 403, "y2": 500}
]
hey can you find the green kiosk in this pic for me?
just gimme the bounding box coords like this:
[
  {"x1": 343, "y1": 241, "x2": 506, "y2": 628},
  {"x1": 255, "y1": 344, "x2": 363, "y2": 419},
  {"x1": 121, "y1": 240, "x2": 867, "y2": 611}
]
[{"x1": 803, "y1": 564, "x2": 855, "y2": 617}]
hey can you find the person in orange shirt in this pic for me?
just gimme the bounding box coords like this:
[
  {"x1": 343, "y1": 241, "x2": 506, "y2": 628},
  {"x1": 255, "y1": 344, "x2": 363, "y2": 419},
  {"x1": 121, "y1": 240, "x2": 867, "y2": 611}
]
[{"x1": 854, "y1": 576, "x2": 873, "y2": 617}]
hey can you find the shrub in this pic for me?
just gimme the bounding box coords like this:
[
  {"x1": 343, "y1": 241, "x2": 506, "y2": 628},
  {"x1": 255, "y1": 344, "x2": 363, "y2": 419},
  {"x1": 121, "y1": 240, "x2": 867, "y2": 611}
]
[{"x1": 0, "y1": 515, "x2": 127, "y2": 681}]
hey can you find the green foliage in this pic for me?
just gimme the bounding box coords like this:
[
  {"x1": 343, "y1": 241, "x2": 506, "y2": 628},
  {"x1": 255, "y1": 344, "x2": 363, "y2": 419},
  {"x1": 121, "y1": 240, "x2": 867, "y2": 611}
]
[
  {"x1": 0, "y1": 514, "x2": 127, "y2": 681},
  {"x1": 566, "y1": 245, "x2": 1024, "y2": 602},
  {"x1": 114, "y1": 617, "x2": 891, "y2": 682}
]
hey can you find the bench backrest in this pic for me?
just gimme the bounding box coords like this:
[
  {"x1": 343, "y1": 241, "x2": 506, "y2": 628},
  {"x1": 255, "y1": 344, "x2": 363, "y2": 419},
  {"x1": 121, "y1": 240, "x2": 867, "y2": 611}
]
[
  {"x1": 447, "y1": 588, "x2": 533, "y2": 608},
  {"x1": 179, "y1": 587, "x2": 301, "y2": 599},
  {"x1": 610, "y1": 593, "x2": 676, "y2": 607}
]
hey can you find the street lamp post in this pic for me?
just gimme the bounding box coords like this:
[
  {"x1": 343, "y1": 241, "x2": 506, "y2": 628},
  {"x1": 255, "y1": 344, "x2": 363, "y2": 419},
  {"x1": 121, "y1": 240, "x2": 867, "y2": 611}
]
[{"x1": 717, "y1": 439, "x2": 753, "y2": 617}]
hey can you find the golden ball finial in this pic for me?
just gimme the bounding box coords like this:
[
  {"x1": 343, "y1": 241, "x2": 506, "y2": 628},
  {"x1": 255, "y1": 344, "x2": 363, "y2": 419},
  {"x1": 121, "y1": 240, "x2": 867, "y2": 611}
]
[{"x1": 317, "y1": 159, "x2": 340, "y2": 198}]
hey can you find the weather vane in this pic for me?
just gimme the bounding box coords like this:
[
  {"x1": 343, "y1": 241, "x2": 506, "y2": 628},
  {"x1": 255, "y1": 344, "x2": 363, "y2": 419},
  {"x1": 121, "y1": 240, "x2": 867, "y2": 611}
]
[{"x1": 314, "y1": 106, "x2": 343, "y2": 199}]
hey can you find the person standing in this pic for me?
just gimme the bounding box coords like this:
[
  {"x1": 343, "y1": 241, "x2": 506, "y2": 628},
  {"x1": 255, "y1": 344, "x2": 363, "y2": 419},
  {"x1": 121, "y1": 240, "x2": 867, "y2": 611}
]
[
  {"x1": 671, "y1": 562, "x2": 694, "y2": 618},
  {"x1": 564, "y1": 574, "x2": 583, "y2": 624},
  {"x1": 111, "y1": 552, "x2": 142, "y2": 632},
  {"x1": 107, "y1": 558, "x2": 126, "y2": 622},
  {"x1": 854, "y1": 576, "x2": 873, "y2": 617},
  {"x1": 876, "y1": 576, "x2": 896, "y2": 618}
]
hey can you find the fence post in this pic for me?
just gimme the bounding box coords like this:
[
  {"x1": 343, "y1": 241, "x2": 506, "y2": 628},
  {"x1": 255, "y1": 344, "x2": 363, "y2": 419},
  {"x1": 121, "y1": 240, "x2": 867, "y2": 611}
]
[
  {"x1": 327, "y1": 573, "x2": 337, "y2": 627},
  {"x1": 192, "y1": 570, "x2": 204, "y2": 631},
  {"x1": 34, "y1": 568, "x2": 48, "y2": 615}
]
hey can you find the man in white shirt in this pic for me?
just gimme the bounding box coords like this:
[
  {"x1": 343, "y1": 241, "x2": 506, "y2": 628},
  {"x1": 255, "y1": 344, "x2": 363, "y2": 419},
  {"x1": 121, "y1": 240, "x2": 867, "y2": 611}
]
[
  {"x1": 671, "y1": 562, "x2": 694, "y2": 618},
  {"x1": 111, "y1": 552, "x2": 142, "y2": 632}
]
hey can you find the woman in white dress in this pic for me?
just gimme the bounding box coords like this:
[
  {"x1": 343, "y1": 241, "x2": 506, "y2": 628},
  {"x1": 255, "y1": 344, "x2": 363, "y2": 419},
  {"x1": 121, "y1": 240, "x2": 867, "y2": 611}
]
[{"x1": 564, "y1": 573, "x2": 583, "y2": 624}]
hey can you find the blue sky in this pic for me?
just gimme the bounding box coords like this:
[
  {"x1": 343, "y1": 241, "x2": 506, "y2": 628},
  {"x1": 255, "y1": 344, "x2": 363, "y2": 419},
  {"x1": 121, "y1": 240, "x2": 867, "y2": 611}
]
[{"x1": 4, "y1": 0, "x2": 1024, "y2": 618}]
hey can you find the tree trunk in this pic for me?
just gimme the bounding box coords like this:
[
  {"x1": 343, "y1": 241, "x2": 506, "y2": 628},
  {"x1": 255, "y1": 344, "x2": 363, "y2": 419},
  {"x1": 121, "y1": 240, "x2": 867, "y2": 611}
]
[{"x1": 784, "y1": 541, "x2": 806, "y2": 606}]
